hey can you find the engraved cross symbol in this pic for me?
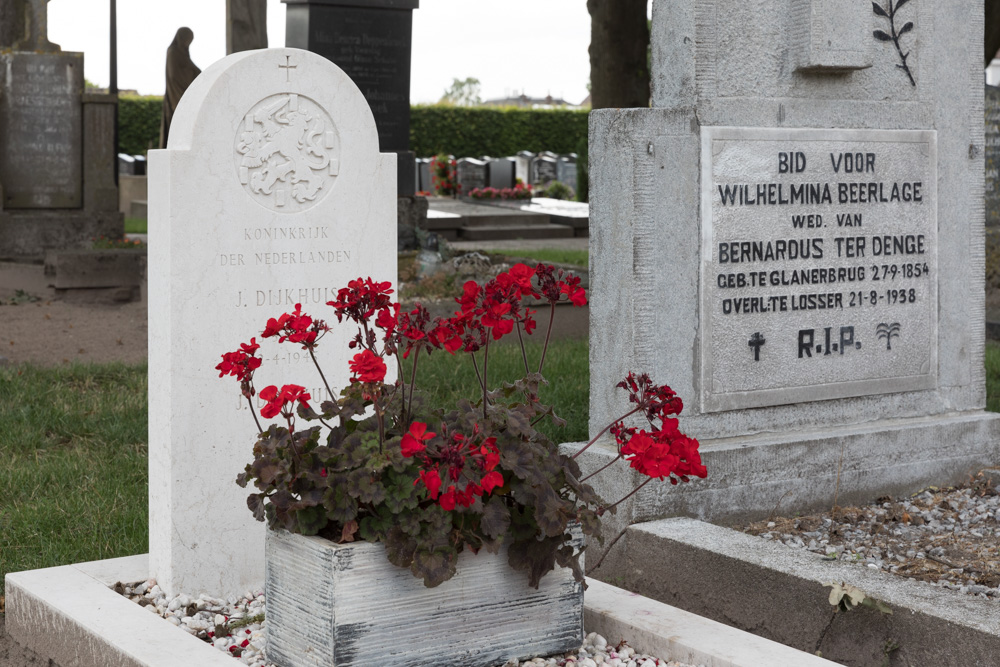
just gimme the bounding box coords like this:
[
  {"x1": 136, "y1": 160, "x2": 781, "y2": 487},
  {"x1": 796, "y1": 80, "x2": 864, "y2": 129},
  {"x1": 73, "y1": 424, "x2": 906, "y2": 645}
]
[
  {"x1": 748, "y1": 332, "x2": 766, "y2": 362},
  {"x1": 278, "y1": 55, "x2": 297, "y2": 82}
]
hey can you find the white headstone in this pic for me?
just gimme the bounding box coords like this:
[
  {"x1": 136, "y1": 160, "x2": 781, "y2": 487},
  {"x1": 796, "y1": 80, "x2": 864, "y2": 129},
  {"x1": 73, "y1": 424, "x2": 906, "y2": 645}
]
[{"x1": 148, "y1": 47, "x2": 396, "y2": 597}]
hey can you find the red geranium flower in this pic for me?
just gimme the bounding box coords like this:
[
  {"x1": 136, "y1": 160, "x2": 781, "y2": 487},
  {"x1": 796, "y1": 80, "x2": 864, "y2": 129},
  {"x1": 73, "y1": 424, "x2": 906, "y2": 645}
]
[
  {"x1": 401, "y1": 422, "x2": 436, "y2": 457},
  {"x1": 349, "y1": 349, "x2": 387, "y2": 383}
]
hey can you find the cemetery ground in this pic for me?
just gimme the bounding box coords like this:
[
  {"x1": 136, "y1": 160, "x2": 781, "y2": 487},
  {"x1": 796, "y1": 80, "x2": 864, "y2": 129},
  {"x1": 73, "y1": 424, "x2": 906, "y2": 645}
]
[{"x1": 2, "y1": 249, "x2": 999, "y2": 665}]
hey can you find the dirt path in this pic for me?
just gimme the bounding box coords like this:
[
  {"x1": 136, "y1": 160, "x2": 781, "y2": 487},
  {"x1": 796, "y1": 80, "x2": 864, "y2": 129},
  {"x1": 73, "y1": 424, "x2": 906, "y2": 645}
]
[{"x1": 0, "y1": 298, "x2": 147, "y2": 367}]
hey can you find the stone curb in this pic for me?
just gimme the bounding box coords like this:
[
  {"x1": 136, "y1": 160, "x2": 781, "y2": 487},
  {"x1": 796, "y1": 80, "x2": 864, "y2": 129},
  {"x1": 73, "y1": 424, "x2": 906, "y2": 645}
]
[
  {"x1": 6, "y1": 554, "x2": 833, "y2": 667},
  {"x1": 616, "y1": 518, "x2": 1000, "y2": 665}
]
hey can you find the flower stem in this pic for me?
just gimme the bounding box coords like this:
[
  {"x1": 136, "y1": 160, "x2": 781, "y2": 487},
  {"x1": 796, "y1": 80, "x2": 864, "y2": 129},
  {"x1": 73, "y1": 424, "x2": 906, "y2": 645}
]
[
  {"x1": 308, "y1": 347, "x2": 334, "y2": 403},
  {"x1": 406, "y1": 346, "x2": 421, "y2": 424},
  {"x1": 601, "y1": 477, "x2": 654, "y2": 515},
  {"x1": 580, "y1": 453, "x2": 624, "y2": 483},
  {"x1": 537, "y1": 303, "x2": 556, "y2": 374},
  {"x1": 515, "y1": 322, "x2": 530, "y2": 376},
  {"x1": 246, "y1": 395, "x2": 263, "y2": 433},
  {"x1": 470, "y1": 352, "x2": 485, "y2": 391},
  {"x1": 482, "y1": 338, "x2": 490, "y2": 419},
  {"x1": 572, "y1": 405, "x2": 645, "y2": 460}
]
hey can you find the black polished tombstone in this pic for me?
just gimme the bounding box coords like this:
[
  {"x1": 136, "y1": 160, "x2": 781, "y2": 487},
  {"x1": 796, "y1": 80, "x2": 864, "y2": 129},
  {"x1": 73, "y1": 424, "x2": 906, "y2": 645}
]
[{"x1": 283, "y1": 0, "x2": 418, "y2": 196}]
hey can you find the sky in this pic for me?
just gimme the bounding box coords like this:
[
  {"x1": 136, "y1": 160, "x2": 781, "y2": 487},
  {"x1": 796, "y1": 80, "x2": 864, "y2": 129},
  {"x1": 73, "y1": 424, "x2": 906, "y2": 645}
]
[{"x1": 46, "y1": 0, "x2": 643, "y2": 106}]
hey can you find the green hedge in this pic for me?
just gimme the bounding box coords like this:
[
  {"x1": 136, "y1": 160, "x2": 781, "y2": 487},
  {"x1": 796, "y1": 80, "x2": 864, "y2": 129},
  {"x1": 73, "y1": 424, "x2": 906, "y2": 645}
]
[
  {"x1": 409, "y1": 105, "x2": 589, "y2": 158},
  {"x1": 117, "y1": 98, "x2": 590, "y2": 160},
  {"x1": 118, "y1": 95, "x2": 162, "y2": 155}
]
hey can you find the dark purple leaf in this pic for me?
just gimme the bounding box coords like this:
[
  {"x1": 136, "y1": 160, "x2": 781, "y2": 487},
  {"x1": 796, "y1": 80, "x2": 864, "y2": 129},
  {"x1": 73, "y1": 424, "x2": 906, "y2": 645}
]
[
  {"x1": 872, "y1": 2, "x2": 889, "y2": 17},
  {"x1": 481, "y1": 497, "x2": 511, "y2": 539},
  {"x1": 873, "y1": 30, "x2": 893, "y2": 42},
  {"x1": 897, "y1": 22, "x2": 914, "y2": 36},
  {"x1": 895, "y1": 0, "x2": 910, "y2": 11}
]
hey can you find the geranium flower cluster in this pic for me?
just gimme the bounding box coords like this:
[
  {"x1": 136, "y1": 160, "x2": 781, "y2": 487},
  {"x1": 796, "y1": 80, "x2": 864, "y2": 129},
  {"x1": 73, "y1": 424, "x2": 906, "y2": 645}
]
[
  {"x1": 400, "y1": 422, "x2": 504, "y2": 511},
  {"x1": 222, "y1": 268, "x2": 706, "y2": 589},
  {"x1": 430, "y1": 154, "x2": 457, "y2": 196},
  {"x1": 609, "y1": 373, "x2": 706, "y2": 484},
  {"x1": 467, "y1": 182, "x2": 532, "y2": 201}
]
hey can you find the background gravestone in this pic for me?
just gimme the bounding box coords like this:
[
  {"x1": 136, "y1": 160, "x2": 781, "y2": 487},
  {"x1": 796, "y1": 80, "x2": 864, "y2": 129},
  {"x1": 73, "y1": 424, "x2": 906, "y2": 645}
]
[
  {"x1": 514, "y1": 150, "x2": 535, "y2": 184},
  {"x1": 227, "y1": 0, "x2": 268, "y2": 54},
  {"x1": 0, "y1": 0, "x2": 121, "y2": 259},
  {"x1": 582, "y1": 0, "x2": 1000, "y2": 579},
  {"x1": 148, "y1": 47, "x2": 396, "y2": 597},
  {"x1": 556, "y1": 157, "x2": 578, "y2": 192},
  {"x1": 531, "y1": 155, "x2": 557, "y2": 185},
  {"x1": 284, "y1": 0, "x2": 418, "y2": 197},
  {"x1": 986, "y1": 85, "x2": 1000, "y2": 228},
  {"x1": 486, "y1": 157, "x2": 515, "y2": 190},
  {"x1": 456, "y1": 157, "x2": 486, "y2": 194}
]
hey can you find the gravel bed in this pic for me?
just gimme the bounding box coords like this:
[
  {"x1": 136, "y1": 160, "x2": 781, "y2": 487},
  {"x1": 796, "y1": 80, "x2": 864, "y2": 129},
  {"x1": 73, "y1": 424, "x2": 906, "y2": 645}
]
[
  {"x1": 118, "y1": 582, "x2": 702, "y2": 667},
  {"x1": 739, "y1": 470, "x2": 1000, "y2": 597}
]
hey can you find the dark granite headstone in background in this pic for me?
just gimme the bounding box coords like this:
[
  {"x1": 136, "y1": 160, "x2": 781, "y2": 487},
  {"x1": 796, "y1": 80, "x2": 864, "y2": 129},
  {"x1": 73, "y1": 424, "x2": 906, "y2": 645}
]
[
  {"x1": 456, "y1": 158, "x2": 486, "y2": 194},
  {"x1": 986, "y1": 85, "x2": 1000, "y2": 227},
  {"x1": 0, "y1": 0, "x2": 121, "y2": 258},
  {"x1": 283, "y1": 0, "x2": 419, "y2": 196},
  {"x1": 0, "y1": 53, "x2": 84, "y2": 208}
]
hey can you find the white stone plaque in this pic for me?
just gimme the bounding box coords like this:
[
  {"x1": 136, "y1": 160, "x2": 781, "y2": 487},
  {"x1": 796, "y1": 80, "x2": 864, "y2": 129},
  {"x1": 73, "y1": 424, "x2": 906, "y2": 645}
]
[
  {"x1": 148, "y1": 48, "x2": 396, "y2": 597},
  {"x1": 699, "y1": 127, "x2": 937, "y2": 412}
]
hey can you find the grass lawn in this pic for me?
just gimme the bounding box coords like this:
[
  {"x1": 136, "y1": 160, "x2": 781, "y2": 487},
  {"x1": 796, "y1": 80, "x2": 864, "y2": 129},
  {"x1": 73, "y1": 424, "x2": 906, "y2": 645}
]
[
  {"x1": 8, "y1": 342, "x2": 999, "y2": 599},
  {"x1": 987, "y1": 342, "x2": 1000, "y2": 412},
  {"x1": 0, "y1": 363, "x2": 149, "y2": 598},
  {"x1": 489, "y1": 248, "x2": 588, "y2": 268},
  {"x1": 0, "y1": 340, "x2": 589, "y2": 596},
  {"x1": 124, "y1": 218, "x2": 147, "y2": 234}
]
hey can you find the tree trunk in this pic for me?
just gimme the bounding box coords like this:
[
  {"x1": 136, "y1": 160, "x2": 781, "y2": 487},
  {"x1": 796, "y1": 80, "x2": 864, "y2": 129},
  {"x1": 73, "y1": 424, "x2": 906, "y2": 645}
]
[
  {"x1": 988, "y1": 0, "x2": 1000, "y2": 67},
  {"x1": 588, "y1": 0, "x2": 650, "y2": 109}
]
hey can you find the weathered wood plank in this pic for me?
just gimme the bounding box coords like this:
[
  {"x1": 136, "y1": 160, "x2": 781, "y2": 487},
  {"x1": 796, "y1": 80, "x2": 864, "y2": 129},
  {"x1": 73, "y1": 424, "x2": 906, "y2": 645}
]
[{"x1": 265, "y1": 529, "x2": 584, "y2": 667}]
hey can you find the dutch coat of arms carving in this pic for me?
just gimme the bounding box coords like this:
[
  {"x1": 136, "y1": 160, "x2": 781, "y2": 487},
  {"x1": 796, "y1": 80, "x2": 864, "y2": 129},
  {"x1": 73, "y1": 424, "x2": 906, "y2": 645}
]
[{"x1": 235, "y1": 93, "x2": 340, "y2": 212}]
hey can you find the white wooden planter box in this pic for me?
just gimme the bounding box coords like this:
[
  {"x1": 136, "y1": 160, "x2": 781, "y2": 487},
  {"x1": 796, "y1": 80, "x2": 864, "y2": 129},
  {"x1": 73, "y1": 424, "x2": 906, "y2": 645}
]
[{"x1": 265, "y1": 528, "x2": 584, "y2": 667}]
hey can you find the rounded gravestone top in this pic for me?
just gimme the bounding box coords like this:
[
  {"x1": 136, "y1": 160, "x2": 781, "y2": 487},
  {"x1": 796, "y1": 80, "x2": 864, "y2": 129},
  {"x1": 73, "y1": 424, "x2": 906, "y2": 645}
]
[{"x1": 234, "y1": 92, "x2": 341, "y2": 213}]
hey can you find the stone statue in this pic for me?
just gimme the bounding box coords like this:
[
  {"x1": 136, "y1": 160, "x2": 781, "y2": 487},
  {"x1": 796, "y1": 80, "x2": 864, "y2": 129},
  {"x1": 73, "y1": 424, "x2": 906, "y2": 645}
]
[
  {"x1": 1, "y1": 0, "x2": 59, "y2": 52},
  {"x1": 160, "y1": 27, "x2": 201, "y2": 149},
  {"x1": 226, "y1": 0, "x2": 268, "y2": 54}
]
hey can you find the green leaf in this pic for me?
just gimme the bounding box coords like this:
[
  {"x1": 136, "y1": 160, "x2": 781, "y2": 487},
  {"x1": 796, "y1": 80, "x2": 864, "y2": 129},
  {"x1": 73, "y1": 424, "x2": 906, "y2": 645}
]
[
  {"x1": 873, "y1": 30, "x2": 893, "y2": 42},
  {"x1": 872, "y1": 2, "x2": 888, "y2": 17},
  {"x1": 347, "y1": 470, "x2": 387, "y2": 505},
  {"x1": 322, "y1": 486, "x2": 358, "y2": 524},
  {"x1": 294, "y1": 505, "x2": 326, "y2": 535},
  {"x1": 481, "y1": 497, "x2": 511, "y2": 539},
  {"x1": 359, "y1": 510, "x2": 394, "y2": 542}
]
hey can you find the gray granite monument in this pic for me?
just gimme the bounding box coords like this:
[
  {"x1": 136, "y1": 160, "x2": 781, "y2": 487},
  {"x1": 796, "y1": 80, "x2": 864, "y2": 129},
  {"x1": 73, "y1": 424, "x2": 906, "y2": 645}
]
[
  {"x1": 582, "y1": 0, "x2": 1000, "y2": 578},
  {"x1": 227, "y1": 0, "x2": 268, "y2": 54},
  {"x1": 456, "y1": 157, "x2": 486, "y2": 194},
  {"x1": 0, "y1": 0, "x2": 121, "y2": 258}
]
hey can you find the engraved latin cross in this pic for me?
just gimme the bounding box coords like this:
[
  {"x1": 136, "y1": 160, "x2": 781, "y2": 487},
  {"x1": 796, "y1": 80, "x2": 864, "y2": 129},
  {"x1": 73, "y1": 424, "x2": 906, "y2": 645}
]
[
  {"x1": 748, "y1": 332, "x2": 766, "y2": 362},
  {"x1": 278, "y1": 55, "x2": 297, "y2": 82}
]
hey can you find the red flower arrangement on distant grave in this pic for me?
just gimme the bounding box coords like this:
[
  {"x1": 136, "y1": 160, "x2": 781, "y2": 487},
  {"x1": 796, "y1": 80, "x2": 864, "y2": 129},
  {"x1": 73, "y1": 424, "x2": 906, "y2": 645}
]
[
  {"x1": 429, "y1": 154, "x2": 457, "y2": 197},
  {"x1": 217, "y1": 263, "x2": 705, "y2": 588}
]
